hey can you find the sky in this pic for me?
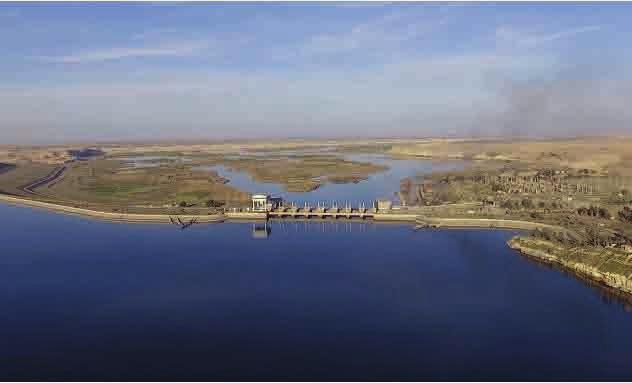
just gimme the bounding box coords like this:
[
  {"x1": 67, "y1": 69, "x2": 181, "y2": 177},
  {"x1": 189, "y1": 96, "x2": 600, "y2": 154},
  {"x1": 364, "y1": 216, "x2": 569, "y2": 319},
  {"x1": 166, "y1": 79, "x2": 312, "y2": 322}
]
[{"x1": 1, "y1": 2, "x2": 631, "y2": 144}]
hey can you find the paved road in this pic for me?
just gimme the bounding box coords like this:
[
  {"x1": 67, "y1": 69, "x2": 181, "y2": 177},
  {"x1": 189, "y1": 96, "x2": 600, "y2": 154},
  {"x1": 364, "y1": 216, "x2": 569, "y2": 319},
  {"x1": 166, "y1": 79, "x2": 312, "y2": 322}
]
[{"x1": 21, "y1": 165, "x2": 67, "y2": 194}]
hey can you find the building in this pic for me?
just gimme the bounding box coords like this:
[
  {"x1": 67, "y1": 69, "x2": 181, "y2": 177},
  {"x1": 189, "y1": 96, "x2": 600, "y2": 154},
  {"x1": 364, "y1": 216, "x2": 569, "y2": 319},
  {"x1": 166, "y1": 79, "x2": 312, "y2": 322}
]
[{"x1": 251, "y1": 194, "x2": 283, "y2": 211}]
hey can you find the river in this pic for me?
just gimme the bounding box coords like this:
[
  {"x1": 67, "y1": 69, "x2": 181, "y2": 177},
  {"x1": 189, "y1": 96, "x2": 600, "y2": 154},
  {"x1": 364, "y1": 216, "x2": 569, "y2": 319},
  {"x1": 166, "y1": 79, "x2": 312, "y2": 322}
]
[
  {"x1": 118, "y1": 152, "x2": 467, "y2": 204},
  {"x1": 1, "y1": 202, "x2": 632, "y2": 380},
  {"x1": 198, "y1": 153, "x2": 468, "y2": 205}
]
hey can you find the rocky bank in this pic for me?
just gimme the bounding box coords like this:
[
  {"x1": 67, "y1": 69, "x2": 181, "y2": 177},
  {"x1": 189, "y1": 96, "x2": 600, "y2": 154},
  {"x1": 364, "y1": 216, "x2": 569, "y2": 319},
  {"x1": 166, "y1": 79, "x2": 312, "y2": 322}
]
[{"x1": 508, "y1": 236, "x2": 632, "y2": 295}]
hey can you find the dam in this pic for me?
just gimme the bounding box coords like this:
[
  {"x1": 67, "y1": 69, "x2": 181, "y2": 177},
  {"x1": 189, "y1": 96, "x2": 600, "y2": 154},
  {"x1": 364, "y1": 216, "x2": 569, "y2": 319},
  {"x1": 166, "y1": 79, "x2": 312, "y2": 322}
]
[{"x1": 267, "y1": 204, "x2": 374, "y2": 219}]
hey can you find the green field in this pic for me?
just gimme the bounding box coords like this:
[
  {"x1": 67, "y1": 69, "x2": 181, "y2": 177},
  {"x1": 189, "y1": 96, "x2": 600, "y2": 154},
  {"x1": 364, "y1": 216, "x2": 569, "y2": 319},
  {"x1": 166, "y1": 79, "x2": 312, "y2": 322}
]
[{"x1": 0, "y1": 150, "x2": 389, "y2": 211}]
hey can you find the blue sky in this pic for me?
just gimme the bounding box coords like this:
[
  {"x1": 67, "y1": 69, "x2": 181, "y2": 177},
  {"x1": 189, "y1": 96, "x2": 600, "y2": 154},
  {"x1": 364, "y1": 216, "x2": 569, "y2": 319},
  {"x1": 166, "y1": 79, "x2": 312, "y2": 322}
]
[{"x1": 1, "y1": 2, "x2": 631, "y2": 144}]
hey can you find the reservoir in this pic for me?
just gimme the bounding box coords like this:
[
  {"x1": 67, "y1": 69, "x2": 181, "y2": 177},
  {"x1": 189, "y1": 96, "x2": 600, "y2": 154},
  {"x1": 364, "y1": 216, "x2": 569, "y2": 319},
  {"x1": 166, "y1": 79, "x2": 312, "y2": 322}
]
[{"x1": 1, "y1": 203, "x2": 632, "y2": 380}]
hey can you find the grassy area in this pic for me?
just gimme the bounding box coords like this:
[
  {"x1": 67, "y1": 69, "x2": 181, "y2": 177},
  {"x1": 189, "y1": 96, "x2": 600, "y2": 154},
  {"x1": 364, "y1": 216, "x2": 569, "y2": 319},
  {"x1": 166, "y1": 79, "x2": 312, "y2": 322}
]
[
  {"x1": 108, "y1": 151, "x2": 186, "y2": 158},
  {"x1": 88, "y1": 183, "x2": 157, "y2": 198},
  {"x1": 221, "y1": 154, "x2": 387, "y2": 192},
  {"x1": 333, "y1": 143, "x2": 393, "y2": 154},
  {"x1": 31, "y1": 158, "x2": 250, "y2": 207},
  {"x1": 0, "y1": 162, "x2": 57, "y2": 196},
  {"x1": 2, "y1": 149, "x2": 390, "y2": 206}
]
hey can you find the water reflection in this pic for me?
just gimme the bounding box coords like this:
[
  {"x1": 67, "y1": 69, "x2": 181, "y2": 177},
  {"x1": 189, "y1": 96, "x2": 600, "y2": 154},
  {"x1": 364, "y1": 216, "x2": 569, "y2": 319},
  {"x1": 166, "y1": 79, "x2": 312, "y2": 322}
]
[
  {"x1": 252, "y1": 222, "x2": 271, "y2": 239},
  {"x1": 251, "y1": 220, "x2": 378, "y2": 239}
]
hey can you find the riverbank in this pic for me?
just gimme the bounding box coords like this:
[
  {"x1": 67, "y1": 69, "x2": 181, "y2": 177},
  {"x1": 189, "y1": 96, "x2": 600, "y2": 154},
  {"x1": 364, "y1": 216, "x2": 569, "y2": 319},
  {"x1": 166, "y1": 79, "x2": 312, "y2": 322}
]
[
  {"x1": 414, "y1": 216, "x2": 569, "y2": 232},
  {"x1": 0, "y1": 194, "x2": 226, "y2": 224},
  {"x1": 508, "y1": 236, "x2": 632, "y2": 295}
]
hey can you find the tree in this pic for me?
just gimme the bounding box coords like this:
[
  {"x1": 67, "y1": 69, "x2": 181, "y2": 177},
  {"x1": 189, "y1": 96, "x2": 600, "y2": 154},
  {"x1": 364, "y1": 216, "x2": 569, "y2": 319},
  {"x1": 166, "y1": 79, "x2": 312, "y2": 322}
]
[
  {"x1": 521, "y1": 198, "x2": 534, "y2": 209},
  {"x1": 579, "y1": 205, "x2": 611, "y2": 219},
  {"x1": 206, "y1": 199, "x2": 224, "y2": 208},
  {"x1": 530, "y1": 212, "x2": 543, "y2": 219},
  {"x1": 619, "y1": 206, "x2": 632, "y2": 223},
  {"x1": 585, "y1": 226, "x2": 609, "y2": 247},
  {"x1": 557, "y1": 231, "x2": 570, "y2": 245},
  {"x1": 541, "y1": 228, "x2": 555, "y2": 241},
  {"x1": 501, "y1": 200, "x2": 518, "y2": 210},
  {"x1": 491, "y1": 183, "x2": 504, "y2": 192}
]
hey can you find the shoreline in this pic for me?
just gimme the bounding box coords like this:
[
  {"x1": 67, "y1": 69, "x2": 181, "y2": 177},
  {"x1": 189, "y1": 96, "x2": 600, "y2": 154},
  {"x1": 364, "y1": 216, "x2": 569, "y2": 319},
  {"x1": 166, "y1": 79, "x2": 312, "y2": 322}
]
[
  {"x1": 414, "y1": 216, "x2": 569, "y2": 232},
  {"x1": 508, "y1": 237, "x2": 632, "y2": 296},
  {"x1": 2, "y1": 193, "x2": 564, "y2": 230},
  {"x1": 0, "y1": 194, "x2": 226, "y2": 224}
]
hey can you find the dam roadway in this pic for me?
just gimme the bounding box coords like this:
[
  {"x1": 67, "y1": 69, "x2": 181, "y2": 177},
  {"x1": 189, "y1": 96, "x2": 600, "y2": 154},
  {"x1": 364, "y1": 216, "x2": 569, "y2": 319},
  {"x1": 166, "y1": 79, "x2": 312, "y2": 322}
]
[
  {"x1": 0, "y1": 193, "x2": 570, "y2": 234},
  {"x1": 266, "y1": 206, "x2": 375, "y2": 219}
]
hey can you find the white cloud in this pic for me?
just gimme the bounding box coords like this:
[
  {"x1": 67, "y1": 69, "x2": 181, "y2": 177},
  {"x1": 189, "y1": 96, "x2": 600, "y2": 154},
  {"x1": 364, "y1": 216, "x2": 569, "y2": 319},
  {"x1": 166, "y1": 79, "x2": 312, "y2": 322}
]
[
  {"x1": 0, "y1": 50, "x2": 563, "y2": 143},
  {"x1": 131, "y1": 28, "x2": 179, "y2": 41},
  {"x1": 40, "y1": 40, "x2": 210, "y2": 64},
  {"x1": 496, "y1": 25, "x2": 603, "y2": 47},
  {"x1": 0, "y1": 6, "x2": 622, "y2": 143},
  {"x1": 278, "y1": 10, "x2": 449, "y2": 59}
]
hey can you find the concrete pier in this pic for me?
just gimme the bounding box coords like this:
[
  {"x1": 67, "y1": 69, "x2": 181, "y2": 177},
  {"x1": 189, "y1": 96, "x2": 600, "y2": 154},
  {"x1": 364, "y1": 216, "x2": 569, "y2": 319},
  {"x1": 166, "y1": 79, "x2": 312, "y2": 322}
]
[{"x1": 267, "y1": 206, "x2": 376, "y2": 220}]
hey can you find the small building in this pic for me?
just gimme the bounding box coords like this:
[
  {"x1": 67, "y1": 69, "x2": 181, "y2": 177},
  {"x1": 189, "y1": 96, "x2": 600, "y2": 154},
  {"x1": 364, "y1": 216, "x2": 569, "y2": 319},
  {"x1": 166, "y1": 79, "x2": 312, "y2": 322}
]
[{"x1": 251, "y1": 194, "x2": 283, "y2": 212}]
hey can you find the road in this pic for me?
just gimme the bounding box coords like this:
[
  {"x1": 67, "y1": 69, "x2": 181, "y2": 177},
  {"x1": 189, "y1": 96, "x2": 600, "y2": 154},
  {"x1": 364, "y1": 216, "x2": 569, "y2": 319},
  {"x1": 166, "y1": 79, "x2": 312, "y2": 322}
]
[{"x1": 21, "y1": 165, "x2": 67, "y2": 195}]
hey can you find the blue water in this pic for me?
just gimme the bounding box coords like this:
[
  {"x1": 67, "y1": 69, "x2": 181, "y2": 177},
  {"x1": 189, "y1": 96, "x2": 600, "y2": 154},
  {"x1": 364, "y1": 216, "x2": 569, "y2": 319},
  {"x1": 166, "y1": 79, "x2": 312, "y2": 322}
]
[
  {"x1": 1, "y1": 203, "x2": 632, "y2": 380},
  {"x1": 197, "y1": 154, "x2": 468, "y2": 205}
]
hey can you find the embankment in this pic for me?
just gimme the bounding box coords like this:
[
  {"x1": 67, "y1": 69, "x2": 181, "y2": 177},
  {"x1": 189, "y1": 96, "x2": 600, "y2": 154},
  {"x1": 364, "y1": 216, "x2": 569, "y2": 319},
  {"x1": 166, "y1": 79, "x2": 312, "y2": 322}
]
[
  {"x1": 415, "y1": 216, "x2": 569, "y2": 232},
  {"x1": 0, "y1": 194, "x2": 226, "y2": 224},
  {"x1": 508, "y1": 236, "x2": 632, "y2": 295},
  {"x1": 2, "y1": 193, "x2": 571, "y2": 230}
]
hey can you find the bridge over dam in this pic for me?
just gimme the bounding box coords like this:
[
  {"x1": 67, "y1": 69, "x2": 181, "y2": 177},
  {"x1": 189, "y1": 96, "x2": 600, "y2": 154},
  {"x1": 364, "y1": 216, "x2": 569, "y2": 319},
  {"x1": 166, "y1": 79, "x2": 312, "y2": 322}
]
[
  {"x1": 227, "y1": 199, "x2": 490, "y2": 222},
  {"x1": 228, "y1": 201, "x2": 475, "y2": 223},
  {"x1": 226, "y1": 201, "x2": 399, "y2": 221},
  {"x1": 226, "y1": 209, "x2": 415, "y2": 222},
  {"x1": 268, "y1": 204, "x2": 376, "y2": 219},
  {"x1": 226, "y1": 199, "x2": 571, "y2": 233}
]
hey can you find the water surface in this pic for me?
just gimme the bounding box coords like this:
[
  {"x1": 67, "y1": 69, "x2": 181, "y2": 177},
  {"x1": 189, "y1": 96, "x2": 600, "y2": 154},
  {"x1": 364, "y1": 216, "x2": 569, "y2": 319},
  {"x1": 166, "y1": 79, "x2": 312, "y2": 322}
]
[
  {"x1": 200, "y1": 154, "x2": 468, "y2": 205},
  {"x1": 1, "y1": 203, "x2": 632, "y2": 380}
]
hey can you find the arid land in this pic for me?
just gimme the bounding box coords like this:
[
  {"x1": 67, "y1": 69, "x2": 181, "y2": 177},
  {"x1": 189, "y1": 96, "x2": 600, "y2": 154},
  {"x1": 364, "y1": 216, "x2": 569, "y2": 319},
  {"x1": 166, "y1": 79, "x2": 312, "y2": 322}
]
[{"x1": 2, "y1": 137, "x2": 632, "y2": 295}]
